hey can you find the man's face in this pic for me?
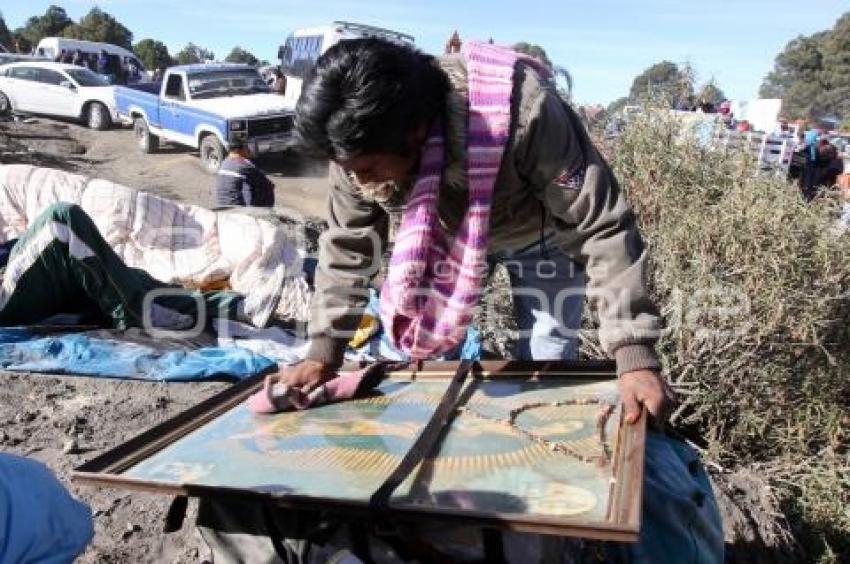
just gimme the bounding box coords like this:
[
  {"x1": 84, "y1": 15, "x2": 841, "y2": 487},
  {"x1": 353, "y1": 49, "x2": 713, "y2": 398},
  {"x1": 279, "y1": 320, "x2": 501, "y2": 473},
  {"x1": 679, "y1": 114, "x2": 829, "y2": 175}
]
[
  {"x1": 337, "y1": 152, "x2": 420, "y2": 202},
  {"x1": 338, "y1": 153, "x2": 418, "y2": 186}
]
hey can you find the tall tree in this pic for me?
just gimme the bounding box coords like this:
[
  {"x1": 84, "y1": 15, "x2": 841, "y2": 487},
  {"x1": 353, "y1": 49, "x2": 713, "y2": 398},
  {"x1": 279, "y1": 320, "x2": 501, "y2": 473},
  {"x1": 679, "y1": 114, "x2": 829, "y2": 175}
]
[
  {"x1": 62, "y1": 8, "x2": 132, "y2": 49},
  {"x1": 513, "y1": 42, "x2": 552, "y2": 69},
  {"x1": 14, "y1": 5, "x2": 73, "y2": 48},
  {"x1": 818, "y1": 12, "x2": 850, "y2": 120},
  {"x1": 0, "y1": 11, "x2": 12, "y2": 51},
  {"x1": 174, "y1": 43, "x2": 214, "y2": 65},
  {"x1": 133, "y1": 39, "x2": 172, "y2": 70},
  {"x1": 760, "y1": 11, "x2": 849, "y2": 120},
  {"x1": 607, "y1": 96, "x2": 630, "y2": 115},
  {"x1": 697, "y1": 80, "x2": 726, "y2": 106},
  {"x1": 759, "y1": 34, "x2": 827, "y2": 118},
  {"x1": 224, "y1": 46, "x2": 260, "y2": 66},
  {"x1": 629, "y1": 60, "x2": 694, "y2": 107}
]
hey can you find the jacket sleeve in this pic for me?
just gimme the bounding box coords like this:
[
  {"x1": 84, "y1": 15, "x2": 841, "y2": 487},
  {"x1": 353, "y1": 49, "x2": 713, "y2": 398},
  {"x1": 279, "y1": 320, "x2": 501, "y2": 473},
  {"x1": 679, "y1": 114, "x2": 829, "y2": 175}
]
[
  {"x1": 243, "y1": 164, "x2": 275, "y2": 207},
  {"x1": 514, "y1": 80, "x2": 661, "y2": 376},
  {"x1": 306, "y1": 164, "x2": 388, "y2": 367}
]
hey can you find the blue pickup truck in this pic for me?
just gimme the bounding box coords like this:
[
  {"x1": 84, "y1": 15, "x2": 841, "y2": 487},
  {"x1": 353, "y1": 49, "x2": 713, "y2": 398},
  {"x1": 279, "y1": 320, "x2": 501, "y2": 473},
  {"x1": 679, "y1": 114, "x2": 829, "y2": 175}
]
[{"x1": 114, "y1": 63, "x2": 295, "y2": 172}]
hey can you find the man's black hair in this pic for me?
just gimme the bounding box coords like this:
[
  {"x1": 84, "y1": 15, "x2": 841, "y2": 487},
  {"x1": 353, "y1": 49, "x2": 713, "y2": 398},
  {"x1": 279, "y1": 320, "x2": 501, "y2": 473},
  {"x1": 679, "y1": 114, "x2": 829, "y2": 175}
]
[{"x1": 294, "y1": 38, "x2": 449, "y2": 161}]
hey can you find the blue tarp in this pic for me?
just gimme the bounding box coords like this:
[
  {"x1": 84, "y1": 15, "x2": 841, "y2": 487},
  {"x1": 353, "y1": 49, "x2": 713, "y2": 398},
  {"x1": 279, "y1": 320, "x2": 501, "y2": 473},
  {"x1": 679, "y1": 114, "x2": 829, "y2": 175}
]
[{"x1": 0, "y1": 329, "x2": 275, "y2": 381}]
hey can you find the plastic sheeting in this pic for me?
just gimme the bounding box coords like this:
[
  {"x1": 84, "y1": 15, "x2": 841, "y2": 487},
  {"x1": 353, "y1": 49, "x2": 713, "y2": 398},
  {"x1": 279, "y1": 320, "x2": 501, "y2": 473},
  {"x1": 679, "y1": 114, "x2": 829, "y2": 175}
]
[{"x1": 0, "y1": 329, "x2": 275, "y2": 381}]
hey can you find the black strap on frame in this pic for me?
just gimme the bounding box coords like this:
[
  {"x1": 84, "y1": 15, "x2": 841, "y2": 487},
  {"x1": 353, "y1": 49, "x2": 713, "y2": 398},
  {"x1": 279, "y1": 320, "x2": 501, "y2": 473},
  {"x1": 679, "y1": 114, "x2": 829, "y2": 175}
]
[{"x1": 368, "y1": 359, "x2": 473, "y2": 509}]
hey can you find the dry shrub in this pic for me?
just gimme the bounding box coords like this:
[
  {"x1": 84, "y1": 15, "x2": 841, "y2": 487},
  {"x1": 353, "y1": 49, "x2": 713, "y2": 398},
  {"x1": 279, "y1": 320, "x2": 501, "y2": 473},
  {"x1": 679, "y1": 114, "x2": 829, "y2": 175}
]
[{"x1": 598, "y1": 110, "x2": 850, "y2": 561}]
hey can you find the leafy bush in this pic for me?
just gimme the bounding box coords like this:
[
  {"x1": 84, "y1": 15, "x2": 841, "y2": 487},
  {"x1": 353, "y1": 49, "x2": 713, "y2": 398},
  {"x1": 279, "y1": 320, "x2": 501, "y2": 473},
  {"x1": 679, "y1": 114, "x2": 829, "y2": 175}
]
[{"x1": 602, "y1": 111, "x2": 850, "y2": 561}]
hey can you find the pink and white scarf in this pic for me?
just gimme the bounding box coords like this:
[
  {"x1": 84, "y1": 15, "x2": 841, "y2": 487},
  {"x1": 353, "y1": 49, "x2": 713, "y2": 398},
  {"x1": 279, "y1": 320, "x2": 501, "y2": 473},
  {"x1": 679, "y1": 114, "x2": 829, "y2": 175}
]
[{"x1": 380, "y1": 42, "x2": 546, "y2": 359}]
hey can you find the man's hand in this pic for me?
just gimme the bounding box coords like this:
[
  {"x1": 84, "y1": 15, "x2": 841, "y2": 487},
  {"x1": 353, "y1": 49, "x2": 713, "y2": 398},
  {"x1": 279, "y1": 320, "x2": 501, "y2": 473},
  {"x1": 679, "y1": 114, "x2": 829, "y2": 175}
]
[
  {"x1": 271, "y1": 359, "x2": 335, "y2": 393},
  {"x1": 619, "y1": 369, "x2": 673, "y2": 425}
]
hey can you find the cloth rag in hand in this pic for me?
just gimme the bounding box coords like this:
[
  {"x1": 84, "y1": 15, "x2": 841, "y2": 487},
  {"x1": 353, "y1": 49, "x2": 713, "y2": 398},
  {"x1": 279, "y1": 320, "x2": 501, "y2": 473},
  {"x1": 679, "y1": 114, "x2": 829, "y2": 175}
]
[{"x1": 247, "y1": 362, "x2": 391, "y2": 414}]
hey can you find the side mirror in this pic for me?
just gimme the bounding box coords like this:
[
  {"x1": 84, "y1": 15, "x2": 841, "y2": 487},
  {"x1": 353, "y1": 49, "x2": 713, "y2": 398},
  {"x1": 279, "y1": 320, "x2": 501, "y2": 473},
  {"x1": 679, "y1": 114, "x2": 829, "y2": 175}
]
[{"x1": 60, "y1": 81, "x2": 76, "y2": 91}]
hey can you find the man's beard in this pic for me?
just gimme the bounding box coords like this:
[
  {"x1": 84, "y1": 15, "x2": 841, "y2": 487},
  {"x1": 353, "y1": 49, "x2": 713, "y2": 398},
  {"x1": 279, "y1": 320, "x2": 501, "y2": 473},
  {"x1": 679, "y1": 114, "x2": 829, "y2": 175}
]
[{"x1": 348, "y1": 173, "x2": 399, "y2": 203}]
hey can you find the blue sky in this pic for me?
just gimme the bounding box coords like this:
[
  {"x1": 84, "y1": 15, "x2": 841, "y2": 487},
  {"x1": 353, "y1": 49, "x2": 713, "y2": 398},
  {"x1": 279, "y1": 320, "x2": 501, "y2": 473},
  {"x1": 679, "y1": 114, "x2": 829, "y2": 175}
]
[{"x1": 3, "y1": 1, "x2": 848, "y2": 104}]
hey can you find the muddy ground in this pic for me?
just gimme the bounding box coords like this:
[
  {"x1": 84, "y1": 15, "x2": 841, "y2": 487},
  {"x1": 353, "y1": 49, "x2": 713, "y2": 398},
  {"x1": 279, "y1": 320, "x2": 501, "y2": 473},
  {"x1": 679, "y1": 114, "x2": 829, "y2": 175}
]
[
  {"x1": 0, "y1": 114, "x2": 330, "y2": 216},
  {"x1": 0, "y1": 115, "x2": 331, "y2": 563}
]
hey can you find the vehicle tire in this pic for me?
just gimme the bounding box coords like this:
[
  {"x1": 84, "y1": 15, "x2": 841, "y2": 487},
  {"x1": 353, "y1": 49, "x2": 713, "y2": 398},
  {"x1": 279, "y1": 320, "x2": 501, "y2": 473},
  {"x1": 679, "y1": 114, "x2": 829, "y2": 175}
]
[
  {"x1": 86, "y1": 102, "x2": 112, "y2": 130},
  {"x1": 0, "y1": 91, "x2": 10, "y2": 115},
  {"x1": 199, "y1": 134, "x2": 225, "y2": 174},
  {"x1": 133, "y1": 117, "x2": 159, "y2": 154}
]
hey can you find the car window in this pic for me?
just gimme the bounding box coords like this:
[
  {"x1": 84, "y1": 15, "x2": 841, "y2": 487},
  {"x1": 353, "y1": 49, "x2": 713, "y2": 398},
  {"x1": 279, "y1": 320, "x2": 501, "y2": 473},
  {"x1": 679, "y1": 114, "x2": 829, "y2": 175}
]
[
  {"x1": 165, "y1": 74, "x2": 185, "y2": 100},
  {"x1": 10, "y1": 66, "x2": 38, "y2": 81},
  {"x1": 36, "y1": 68, "x2": 67, "y2": 86},
  {"x1": 65, "y1": 68, "x2": 109, "y2": 87}
]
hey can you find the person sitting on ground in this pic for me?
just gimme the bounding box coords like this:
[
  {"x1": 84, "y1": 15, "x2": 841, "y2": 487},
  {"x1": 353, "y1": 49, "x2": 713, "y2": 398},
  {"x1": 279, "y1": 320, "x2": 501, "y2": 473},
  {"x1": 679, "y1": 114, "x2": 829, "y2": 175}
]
[
  {"x1": 213, "y1": 141, "x2": 275, "y2": 208},
  {"x1": 0, "y1": 202, "x2": 261, "y2": 331}
]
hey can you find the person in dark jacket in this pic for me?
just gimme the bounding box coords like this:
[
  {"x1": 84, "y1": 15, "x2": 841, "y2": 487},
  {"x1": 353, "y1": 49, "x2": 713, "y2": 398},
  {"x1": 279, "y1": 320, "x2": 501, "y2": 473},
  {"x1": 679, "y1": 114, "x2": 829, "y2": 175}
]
[
  {"x1": 813, "y1": 141, "x2": 844, "y2": 190},
  {"x1": 212, "y1": 141, "x2": 275, "y2": 207}
]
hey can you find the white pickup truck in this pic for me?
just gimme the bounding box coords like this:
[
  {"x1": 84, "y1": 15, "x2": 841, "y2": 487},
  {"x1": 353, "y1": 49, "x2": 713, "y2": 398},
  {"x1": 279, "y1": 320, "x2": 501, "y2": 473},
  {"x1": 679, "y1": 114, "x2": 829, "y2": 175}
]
[{"x1": 114, "y1": 63, "x2": 295, "y2": 172}]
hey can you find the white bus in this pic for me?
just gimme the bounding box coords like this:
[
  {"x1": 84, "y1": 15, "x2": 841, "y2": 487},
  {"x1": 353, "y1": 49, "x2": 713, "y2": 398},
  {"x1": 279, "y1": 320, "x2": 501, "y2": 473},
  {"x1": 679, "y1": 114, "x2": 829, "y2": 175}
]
[{"x1": 277, "y1": 22, "x2": 414, "y2": 104}]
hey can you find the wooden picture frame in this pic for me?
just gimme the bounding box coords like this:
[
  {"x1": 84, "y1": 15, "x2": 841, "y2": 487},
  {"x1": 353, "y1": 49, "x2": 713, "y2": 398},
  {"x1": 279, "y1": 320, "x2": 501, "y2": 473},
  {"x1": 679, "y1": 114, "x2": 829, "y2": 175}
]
[{"x1": 73, "y1": 360, "x2": 645, "y2": 542}]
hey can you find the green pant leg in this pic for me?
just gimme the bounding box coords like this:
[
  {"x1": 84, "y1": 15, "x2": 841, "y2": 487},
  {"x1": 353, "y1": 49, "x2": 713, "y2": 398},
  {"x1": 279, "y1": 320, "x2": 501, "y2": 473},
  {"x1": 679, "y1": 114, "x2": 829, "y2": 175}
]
[
  {"x1": 0, "y1": 237, "x2": 89, "y2": 325},
  {"x1": 0, "y1": 203, "x2": 243, "y2": 329}
]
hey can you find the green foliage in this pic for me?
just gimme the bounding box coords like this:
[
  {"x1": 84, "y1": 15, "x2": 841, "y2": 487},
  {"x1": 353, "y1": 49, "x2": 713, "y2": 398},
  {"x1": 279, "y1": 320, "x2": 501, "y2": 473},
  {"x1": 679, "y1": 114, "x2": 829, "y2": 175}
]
[
  {"x1": 224, "y1": 46, "x2": 260, "y2": 66},
  {"x1": 0, "y1": 12, "x2": 12, "y2": 51},
  {"x1": 14, "y1": 5, "x2": 73, "y2": 48},
  {"x1": 697, "y1": 80, "x2": 726, "y2": 106},
  {"x1": 607, "y1": 96, "x2": 630, "y2": 115},
  {"x1": 512, "y1": 43, "x2": 572, "y2": 101},
  {"x1": 629, "y1": 60, "x2": 694, "y2": 107},
  {"x1": 512, "y1": 42, "x2": 552, "y2": 68},
  {"x1": 760, "y1": 11, "x2": 850, "y2": 121},
  {"x1": 61, "y1": 8, "x2": 132, "y2": 49},
  {"x1": 173, "y1": 43, "x2": 214, "y2": 65},
  {"x1": 133, "y1": 39, "x2": 172, "y2": 71},
  {"x1": 601, "y1": 112, "x2": 850, "y2": 560}
]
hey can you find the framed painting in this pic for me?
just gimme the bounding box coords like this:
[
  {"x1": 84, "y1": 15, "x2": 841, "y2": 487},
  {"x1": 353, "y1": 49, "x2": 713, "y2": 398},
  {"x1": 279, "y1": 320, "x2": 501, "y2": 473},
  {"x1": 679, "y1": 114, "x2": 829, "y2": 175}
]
[{"x1": 73, "y1": 360, "x2": 645, "y2": 541}]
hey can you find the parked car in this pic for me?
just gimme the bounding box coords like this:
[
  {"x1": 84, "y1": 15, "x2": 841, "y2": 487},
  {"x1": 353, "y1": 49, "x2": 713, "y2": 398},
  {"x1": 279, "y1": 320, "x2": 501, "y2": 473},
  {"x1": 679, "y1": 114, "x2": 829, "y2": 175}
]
[
  {"x1": 114, "y1": 63, "x2": 296, "y2": 172},
  {"x1": 0, "y1": 52, "x2": 50, "y2": 65},
  {"x1": 0, "y1": 62, "x2": 118, "y2": 129}
]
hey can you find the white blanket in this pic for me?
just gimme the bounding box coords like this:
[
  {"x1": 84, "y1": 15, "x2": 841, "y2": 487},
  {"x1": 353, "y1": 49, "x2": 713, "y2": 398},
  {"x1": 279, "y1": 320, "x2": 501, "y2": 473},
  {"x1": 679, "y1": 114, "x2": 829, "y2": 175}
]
[{"x1": 0, "y1": 165, "x2": 311, "y2": 323}]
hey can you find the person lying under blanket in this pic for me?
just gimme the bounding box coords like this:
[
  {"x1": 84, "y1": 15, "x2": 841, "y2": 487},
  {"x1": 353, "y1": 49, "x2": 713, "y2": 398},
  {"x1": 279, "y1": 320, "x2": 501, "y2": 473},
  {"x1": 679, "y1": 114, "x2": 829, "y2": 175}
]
[{"x1": 0, "y1": 202, "x2": 266, "y2": 331}]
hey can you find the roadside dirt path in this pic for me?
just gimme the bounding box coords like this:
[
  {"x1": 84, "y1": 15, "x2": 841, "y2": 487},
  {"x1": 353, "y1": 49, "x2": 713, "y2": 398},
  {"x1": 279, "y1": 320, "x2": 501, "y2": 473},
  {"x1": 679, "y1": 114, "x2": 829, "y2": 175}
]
[{"x1": 1, "y1": 115, "x2": 330, "y2": 215}]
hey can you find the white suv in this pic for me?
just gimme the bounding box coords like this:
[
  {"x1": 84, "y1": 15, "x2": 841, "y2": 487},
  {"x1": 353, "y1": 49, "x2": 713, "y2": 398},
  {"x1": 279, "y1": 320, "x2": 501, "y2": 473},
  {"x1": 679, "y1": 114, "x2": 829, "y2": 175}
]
[{"x1": 0, "y1": 62, "x2": 118, "y2": 129}]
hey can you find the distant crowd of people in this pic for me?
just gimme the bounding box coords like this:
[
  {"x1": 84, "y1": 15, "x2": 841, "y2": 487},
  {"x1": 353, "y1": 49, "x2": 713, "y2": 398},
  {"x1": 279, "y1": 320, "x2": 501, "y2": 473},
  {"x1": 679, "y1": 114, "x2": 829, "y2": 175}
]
[{"x1": 53, "y1": 48, "x2": 141, "y2": 84}]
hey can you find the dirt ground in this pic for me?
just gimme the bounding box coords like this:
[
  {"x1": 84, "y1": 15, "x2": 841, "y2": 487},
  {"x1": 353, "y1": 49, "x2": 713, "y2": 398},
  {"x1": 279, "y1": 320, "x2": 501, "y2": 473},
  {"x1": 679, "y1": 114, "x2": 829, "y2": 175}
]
[
  {"x1": 0, "y1": 114, "x2": 330, "y2": 215},
  {"x1": 0, "y1": 115, "x2": 331, "y2": 562}
]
